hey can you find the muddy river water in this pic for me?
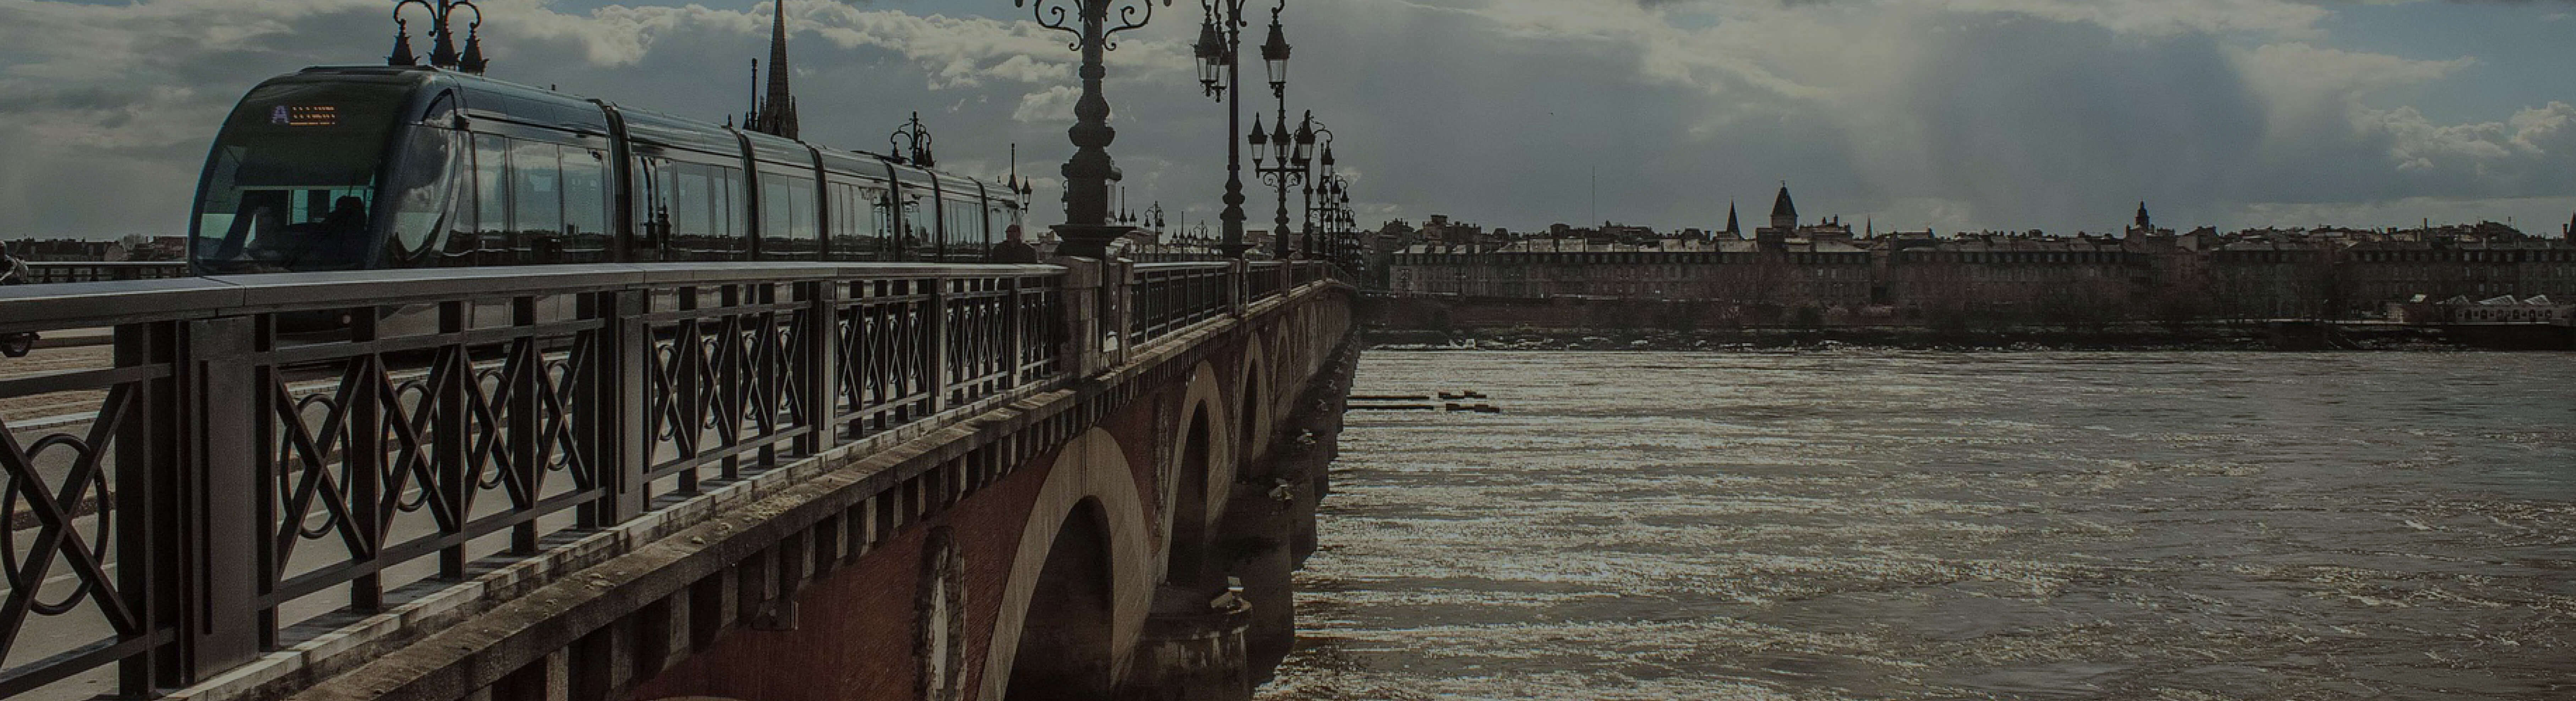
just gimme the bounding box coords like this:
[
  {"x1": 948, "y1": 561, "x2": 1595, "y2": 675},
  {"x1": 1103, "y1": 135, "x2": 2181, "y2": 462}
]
[{"x1": 1262, "y1": 351, "x2": 2575, "y2": 700}]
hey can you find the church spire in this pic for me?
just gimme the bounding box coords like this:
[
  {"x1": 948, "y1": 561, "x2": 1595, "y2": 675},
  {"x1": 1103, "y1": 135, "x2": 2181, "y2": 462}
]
[
  {"x1": 1724, "y1": 201, "x2": 1739, "y2": 236},
  {"x1": 746, "y1": 0, "x2": 800, "y2": 139}
]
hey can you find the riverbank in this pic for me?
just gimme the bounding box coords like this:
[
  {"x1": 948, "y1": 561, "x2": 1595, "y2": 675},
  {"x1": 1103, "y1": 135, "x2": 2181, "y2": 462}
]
[{"x1": 1363, "y1": 325, "x2": 2485, "y2": 352}]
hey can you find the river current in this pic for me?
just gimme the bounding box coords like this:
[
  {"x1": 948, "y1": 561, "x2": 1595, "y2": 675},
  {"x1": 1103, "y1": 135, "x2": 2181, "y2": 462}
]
[{"x1": 1261, "y1": 351, "x2": 2576, "y2": 700}]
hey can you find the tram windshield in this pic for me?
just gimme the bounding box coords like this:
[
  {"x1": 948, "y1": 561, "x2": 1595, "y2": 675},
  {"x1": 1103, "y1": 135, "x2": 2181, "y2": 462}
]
[{"x1": 192, "y1": 81, "x2": 409, "y2": 273}]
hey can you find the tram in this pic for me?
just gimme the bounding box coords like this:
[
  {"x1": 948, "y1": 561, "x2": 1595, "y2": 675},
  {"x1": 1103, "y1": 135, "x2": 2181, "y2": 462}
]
[{"x1": 189, "y1": 65, "x2": 1020, "y2": 275}]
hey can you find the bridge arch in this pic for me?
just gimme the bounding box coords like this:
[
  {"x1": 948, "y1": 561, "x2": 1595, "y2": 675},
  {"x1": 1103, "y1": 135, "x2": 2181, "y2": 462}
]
[
  {"x1": 1239, "y1": 334, "x2": 1276, "y2": 461},
  {"x1": 1162, "y1": 362, "x2": 1236, "y2": 588},
  {"x1": 980, "y1": 429, "x2": 1154, "y2": 701}
]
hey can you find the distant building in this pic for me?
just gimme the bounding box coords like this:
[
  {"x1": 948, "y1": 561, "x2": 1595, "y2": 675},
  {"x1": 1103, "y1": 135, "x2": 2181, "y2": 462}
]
[
  {"x1": 2390, "y1": 295, "x2": 2575, "y2": 325},
  {"x1": 1382, "y1": 199, "x2": 2576, "y2": 324}
]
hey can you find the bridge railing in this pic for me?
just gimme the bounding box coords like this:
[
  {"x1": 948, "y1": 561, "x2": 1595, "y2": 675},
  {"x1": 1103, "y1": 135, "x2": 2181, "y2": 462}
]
[
  {"x1": 20, "y1": 261, "x2": 193, "y2": 284},
  {"x1": 1131, "y1": 262, "x2": 1232, "y2": 346},
  {"x1": 0, "y1": 258, "x2": 1336, "y2": 699},
  {"x1": 1248, "y1": 261, "x2": 1287, "y2": 301}
]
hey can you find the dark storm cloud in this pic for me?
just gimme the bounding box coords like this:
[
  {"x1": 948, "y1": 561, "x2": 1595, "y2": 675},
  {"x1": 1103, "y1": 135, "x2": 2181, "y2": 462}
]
[{"x1": 1888, "y1": 16, "x2": 2269, "y2": 231}]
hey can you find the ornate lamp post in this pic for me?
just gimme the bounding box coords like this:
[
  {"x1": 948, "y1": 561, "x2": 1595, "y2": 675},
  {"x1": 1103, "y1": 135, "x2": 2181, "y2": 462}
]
[
  {"x1": 1016, "y1": 0, "x2": 1169, "y2": 259},
  {"x1": 1311, "y1": 173, "x2": 1344, "y2": 261},
  {"x1": 1243, "y1": 8, "x2": 1304, "y2": 259},
  {"x1": 1297, "y1": 114, "x2": 1334, "y2": 255},
  {"x1": 388, "y1": 0, "x2": 489, "y2": 74},
  {"x1": 888, "y1": 111, "x2": 935, "y2": 167},
  {"x1": 1001, "y1": 143, "x2": 1036, "y2": 210},
  {"x1": 1192, "y1": 0, "x2": 1273, "y2": 258}
]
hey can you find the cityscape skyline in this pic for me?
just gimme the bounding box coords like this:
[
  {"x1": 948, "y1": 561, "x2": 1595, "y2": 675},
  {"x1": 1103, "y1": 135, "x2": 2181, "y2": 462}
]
[{"x1": 1, "y1": 0, "x2": 2571, "y2": 240}]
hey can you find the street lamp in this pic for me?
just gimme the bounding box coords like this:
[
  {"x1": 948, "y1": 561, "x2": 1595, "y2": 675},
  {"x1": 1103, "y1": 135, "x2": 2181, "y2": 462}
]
[
  {"x1": 888, "y1": 111, "x2": 935, "y2": 168},
  {"x1": 1309, "y1": 172, "x2": 1345, "y2": 262},
  {"x1": 1016, "y1": 0, "x2": 1171, "y2": 259},
  {"x1": 1254, "y1": 104, "x2": 1311, "y2": 259},
  {"x1": 1297, "y1": 115, "x2": 1335, "y2": 254},
  {"x1": 1001, "y1": 143, "x2": 1035, "y2": 210},
  {"x1": 1193, "y1": 0, "x2": 1271, "y2": 258},
  {"x1": 389, "y1": 0, "x2": 489, "y2": 74}
]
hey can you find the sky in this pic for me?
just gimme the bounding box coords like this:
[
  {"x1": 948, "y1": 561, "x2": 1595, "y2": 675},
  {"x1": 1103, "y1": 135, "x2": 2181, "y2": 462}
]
[{"x1": 0, "y1": 0, "x2": 2571, "y2": 240}]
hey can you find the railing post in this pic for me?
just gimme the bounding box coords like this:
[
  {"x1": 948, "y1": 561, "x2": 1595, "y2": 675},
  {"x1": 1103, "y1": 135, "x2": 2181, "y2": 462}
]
[
  {"x1": 926, "y1": 277, "x2": 950, "y2": 413},
  {"x1": 1110, "y1": 258, "x2": 1135, "y2": 367},
  {"x1": 508, "y1": 299, "x2": 541, "y2": 554},
  {"x1": 182, "y1": 316, "x2": 262, "y2": 679},
  {"x1": 1228, "y1": 259, "x2": 1248, "y2": 316},
  {"x1": 800, "y1": 280, "x2": 839, "y2": 455},
  {"x1": 1054, "y1": 257, "x2": 1108, "y2": 378},
  {"x1": 1002, "y1": 276, "x2": 1024, "y2": 391},
  {"x1": 114, "y1": 321, "x2": 182, "y2": 691},
  {"x1": 607, "y1": 289, "x2": 649, "y2": 523},
  {"x1": 438, "y1": 303, "x2": 473, "y2": 560}
]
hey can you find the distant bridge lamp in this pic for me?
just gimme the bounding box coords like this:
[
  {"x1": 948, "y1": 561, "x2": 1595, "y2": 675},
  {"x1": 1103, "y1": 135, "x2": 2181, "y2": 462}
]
[
  {"x1": 1001, "y1": 143, "x2": 1036, "y2": 210},
  {"x1": 888, "y1": 111, "x2": 936, "y2": 168},
  {"x1": 1298, "y1": 115, "x2": 1336, "y2": 252},
  {"x1": 1250, "y1": 109, "x2": 1312, "y2": 259},
  {"x1": 388, "y1": 0, "x2": 489, "y2": 74}
]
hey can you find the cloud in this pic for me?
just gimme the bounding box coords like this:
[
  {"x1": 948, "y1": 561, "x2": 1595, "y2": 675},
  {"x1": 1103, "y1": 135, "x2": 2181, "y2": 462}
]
[{"x1": 0, "y1": 0, "x2": 2567, "y2": 241}]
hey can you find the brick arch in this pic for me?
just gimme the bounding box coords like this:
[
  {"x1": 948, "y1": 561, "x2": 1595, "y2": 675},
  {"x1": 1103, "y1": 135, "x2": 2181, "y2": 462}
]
[
  {"x1": 1237, "y1": 334, "x2": 1275, "y2": 462},
  {"x1": 978, "y1": 429, "x2": 1155, "y2": 700},
  {"x1": 1161, "y1": 361, "x2": 1237, "y2": 586}
]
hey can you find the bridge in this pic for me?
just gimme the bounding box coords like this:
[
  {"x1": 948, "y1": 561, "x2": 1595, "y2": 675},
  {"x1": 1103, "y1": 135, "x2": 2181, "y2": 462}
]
[{"x1": 0, "y1": 257, "x2": 1358, "y2": 701}]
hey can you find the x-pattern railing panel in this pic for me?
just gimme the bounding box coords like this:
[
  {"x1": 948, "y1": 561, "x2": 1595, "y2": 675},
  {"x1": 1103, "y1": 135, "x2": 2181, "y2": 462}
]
[
  {"x1": 945, "y1": 278, "x2": 1016, "y2": 406},
  {"x1": 254, "y1": 313, "x2": 607, "y2": 614},
  {"x1": 1017, "y1": 278, "x2": 1064, "y2": 384},
  {"x1": 642, "y1": 284, "x2": 812, "y2": 490},
  {"x1": 0, "y1": 372, "x2": 159, "y2": 696},
  {"x1": 833, "y1": 279, "x2": 937, "y2": 440}
]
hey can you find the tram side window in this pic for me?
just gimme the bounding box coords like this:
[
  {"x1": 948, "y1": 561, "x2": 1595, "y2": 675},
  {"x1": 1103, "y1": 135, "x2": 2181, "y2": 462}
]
[
  {"x1": 900, "y1": 189, "x2": 934, "y2": 261},
  {"x1": 941, "y1": 195, "x2": 985, "y2": 261},
  {"x1": 826, "y1": 182, "x2": 883, "y2": 261},
  {"x1": 561, "y1": 148, "x2": 612, "y2": 260},
  {"x1": 461, "y1": 133, "x2": 515, "y2": 264},
  {"x1": 510, "y1": 141, "x2": 567, "y2": 262},
  {"x1": 870, "y1": 185, "x2": 900, "y2": 261},
  {"x1": 661, "y1": 161, "x2": 747, "y2": 260},
  {"x1": 760, "y1": 172, "x2": 820, "y2": 259},
  {"x1": 985, "y1": 202, "x2": 1011, "y2": 256}
]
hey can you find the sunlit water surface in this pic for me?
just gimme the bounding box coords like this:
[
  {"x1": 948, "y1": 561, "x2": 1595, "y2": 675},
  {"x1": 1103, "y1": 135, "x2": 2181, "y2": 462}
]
[{"x1": 1261, "y1": 351, "x2": 2576, "y2": 700}]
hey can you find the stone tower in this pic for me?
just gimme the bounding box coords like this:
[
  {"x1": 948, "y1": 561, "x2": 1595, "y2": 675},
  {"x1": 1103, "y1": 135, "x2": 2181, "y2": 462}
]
[{"x1": 1770, "y1": 185, "x2": 1798, "y2": 232}]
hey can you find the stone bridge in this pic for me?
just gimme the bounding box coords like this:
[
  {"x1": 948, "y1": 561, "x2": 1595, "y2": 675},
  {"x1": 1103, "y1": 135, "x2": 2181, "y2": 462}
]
[{"x1": 0, "y1": 259, "x2": 1357, "y2": 701}]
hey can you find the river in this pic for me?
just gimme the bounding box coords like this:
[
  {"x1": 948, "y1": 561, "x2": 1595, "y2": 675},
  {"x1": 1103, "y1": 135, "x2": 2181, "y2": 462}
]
[{"x1": 1262, "y1": 350, "x2": 2576, "y2": 700}]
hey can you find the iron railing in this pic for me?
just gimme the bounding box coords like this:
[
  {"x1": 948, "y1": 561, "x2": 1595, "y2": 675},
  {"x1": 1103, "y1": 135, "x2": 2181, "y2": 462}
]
[
  {"x1": 19, "y1": 262, "x2": 193, "y2": 285},
  {"x1": 0, "y1": 259, "x2": 1332, "y2": 699},
  {"x1": 1131, "y1": 263, "x2": 1232, "y2": 346}
]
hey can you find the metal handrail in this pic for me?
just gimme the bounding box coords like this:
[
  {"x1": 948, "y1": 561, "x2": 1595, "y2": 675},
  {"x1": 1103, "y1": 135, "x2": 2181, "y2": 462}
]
[
  {"x1": 0, "y1": 263, "x2": 1061, "y2": 334},
  {"x1": 20, "y1": 261, "x2": 193, "y2": 285}
]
